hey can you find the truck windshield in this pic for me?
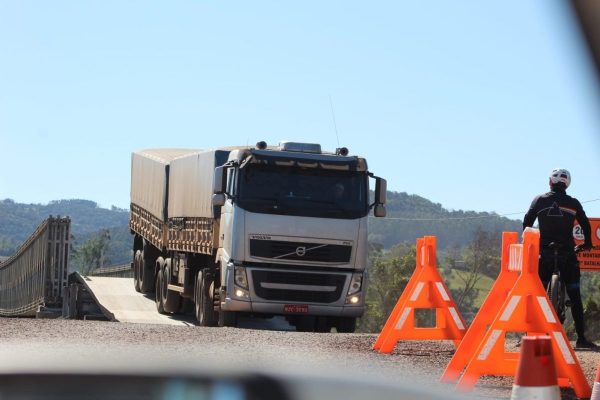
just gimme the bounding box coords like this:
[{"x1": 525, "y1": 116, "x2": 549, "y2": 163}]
[{"x1": 236, "y1": 164, "x2": 369, "y2": 219}]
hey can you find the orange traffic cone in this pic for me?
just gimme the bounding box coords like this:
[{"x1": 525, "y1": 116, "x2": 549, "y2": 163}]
[
  {"x1": 592, "y1": 363, "x2": 600, "y2": 400},
  {"x1": 510, "y1": 336, "x2": 560, "y2": 400}
]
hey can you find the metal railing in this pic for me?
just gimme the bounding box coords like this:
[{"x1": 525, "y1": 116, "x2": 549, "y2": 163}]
[
  {"x1": 90, "y1": 263, "x2": 133, "y2": 278},
  {"x1": 0, "y1": 217, "x2": 70, "y2": 317}
]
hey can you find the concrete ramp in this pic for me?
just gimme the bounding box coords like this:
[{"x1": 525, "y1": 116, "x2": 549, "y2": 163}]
[{"x1": 80, "y1": 276, "x2": 192, "y2": 326}]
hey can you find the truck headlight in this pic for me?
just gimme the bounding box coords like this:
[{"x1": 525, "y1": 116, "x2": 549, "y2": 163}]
[
  {"x1": 347, "y1": 273, "x2": 363, "y2": 295},
  {"x1": 234, "y1": 266, "x2": 248, "y2": 290},
  {"x1": 234, "y1": 288, "x2": 249, "y2": 299}
]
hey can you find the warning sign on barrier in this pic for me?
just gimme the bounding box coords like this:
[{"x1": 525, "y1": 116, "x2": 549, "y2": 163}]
[{"x1": 574, "y1": 218, "x2": 600, "y2": 271}]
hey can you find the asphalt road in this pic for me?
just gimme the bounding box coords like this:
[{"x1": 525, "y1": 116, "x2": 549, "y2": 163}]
[{"x1": 0, "y1": 318, "x2": 597, "y2": 399}]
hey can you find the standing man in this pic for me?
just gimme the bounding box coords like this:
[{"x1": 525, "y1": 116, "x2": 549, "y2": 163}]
[{"x1": 523, "y1": 168, "x2": 596, "y2": 349}]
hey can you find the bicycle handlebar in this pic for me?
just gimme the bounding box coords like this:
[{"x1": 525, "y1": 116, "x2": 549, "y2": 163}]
[
  {"x1": 547, "y1": 242, "x2": 563, "y2": 250},
  {"x1": 575, "y1": 244, "x2": 598, "y2": 254}
]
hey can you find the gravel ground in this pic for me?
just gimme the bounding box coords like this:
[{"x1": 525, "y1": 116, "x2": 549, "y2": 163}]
[{"x1": 0, "y1": 318, "x2": 597, "y2": 399}]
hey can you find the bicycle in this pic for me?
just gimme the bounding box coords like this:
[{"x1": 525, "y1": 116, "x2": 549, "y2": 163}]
[
  {"x1": 545, "y1": 242, "x2": 567, "y2": 324},
  {"x1": 545, "y1": 242, "x2": 594, "y2": 324}
]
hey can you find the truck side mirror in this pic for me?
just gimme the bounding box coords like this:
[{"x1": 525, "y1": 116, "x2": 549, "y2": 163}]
[
  {"x1": 213, "y1": 166, "x2": 227, "y2": 194},
  {"x1": 375, "y1": 177, "x2": 387, "y2": 204},
  {"x1": 212, "y1": 193, "x2": 226, "y2": 208},
  {"x1": 374, "y1": 204, "x2": 386, "y2": 218}
]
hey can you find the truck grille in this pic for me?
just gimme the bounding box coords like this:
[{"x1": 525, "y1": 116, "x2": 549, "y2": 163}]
[
  {"x1": 251, "y1": 270, "x2": 346, "y2": 303},
  {"x1": 249, "y1": 240, "x2": 351, "y2": 263}
]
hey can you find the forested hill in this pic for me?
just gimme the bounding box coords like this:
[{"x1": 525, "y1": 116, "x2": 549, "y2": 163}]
[
  {"x1": 369, "y1": 191, "x2": 522, "y2": 248},
  {"x1": 0, "y1": 193, "x2": 522, "y2": 258},
  {"x1": 0, "y1": 199, "x2": 128, "y2": 255}
]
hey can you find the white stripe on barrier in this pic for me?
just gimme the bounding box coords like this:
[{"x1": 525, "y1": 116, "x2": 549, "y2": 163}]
[
  {"x1": 435, "y1": 282, "x2": 450, "y2": 301},
  {"x1": 591, "y1": 382, "x2": 600, "y2": 400},
  {"x1": 500, "y1": 295, "x2": 521, "y2": 321},
  {"x1": 448, "y1": 307, "x2": 465, "y2": 330},
  {"x1": 477, "y1": 329, "x2": 502, "y2": 361},
  {"x1": 552, "y1": 331, "x2": 575, "y2": 365},
  {"x1": 537, "y1": 296, "x2": 557, "y2": 323},
  {"x1": 508, "y1": 244, "x2": 523, "y2": 272},
  {"x1": 395, "y1": 307, "x2": 412, "y2": 330},
  {"x1": 410, "y1": 282, "x2": 425, "y2": 301},
  {"x1": 510, "y1": 385, "x2": 560, "y2": 399}
]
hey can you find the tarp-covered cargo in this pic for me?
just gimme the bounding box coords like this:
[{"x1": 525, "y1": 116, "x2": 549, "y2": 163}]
[
  {"x1": 168, "y1": 150, "x2": 230, "y2": 218},
  {"x1": 131, "y1": 149, "x2": 199, "y2": 221}
]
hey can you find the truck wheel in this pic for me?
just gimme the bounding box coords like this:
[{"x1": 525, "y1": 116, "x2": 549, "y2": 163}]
[
  {"x1": 162, "y1": 260, "x2": 181, "y2": 314},
  {"x1": 139, "y1": 249, "x2": 155, "y2": 293},
  {"x1": 133, "y1": 250, "x2": 142, "y2": 293},
  {"x1": 218, "y1": 310, "x2": 237, "y2": 327},
  {"x1": 155, "y1": 265, "x2": 165, "y2": 314},
  {"x1": 195, "y1": 271, "x2": 217, "y2": 326},
  {"x1": 336, "y1": 317, "x2": 356, "y2": 333}
]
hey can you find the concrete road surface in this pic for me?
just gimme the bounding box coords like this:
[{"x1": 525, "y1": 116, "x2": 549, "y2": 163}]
[{"x1": 83, "y1": 276, "x2": 192, "y2": 326}]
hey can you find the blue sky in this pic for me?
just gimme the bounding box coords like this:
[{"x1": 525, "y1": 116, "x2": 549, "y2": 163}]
[{"x1": 1, "y1": 1, "x2": 599, "y2": 219}]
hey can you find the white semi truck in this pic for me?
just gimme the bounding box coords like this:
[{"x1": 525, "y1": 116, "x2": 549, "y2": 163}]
[{"x1": 130, "y1": 141, "x2": 386, "y2": 332}]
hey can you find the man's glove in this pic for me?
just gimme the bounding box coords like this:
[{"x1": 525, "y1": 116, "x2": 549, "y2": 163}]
[{"x1": 574, "y1": 243, "x2": 593, "y2": 253}]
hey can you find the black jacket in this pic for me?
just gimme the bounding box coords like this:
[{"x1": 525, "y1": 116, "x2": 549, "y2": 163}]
[{"x1": 523, "y1": 186, "x2": 592, "y2": 250}]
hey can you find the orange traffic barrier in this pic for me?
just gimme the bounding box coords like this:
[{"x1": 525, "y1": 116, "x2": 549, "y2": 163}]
[
  {"x1": 441, "y1": 231, "x2": 520, "y2": 382},
  {"x1": 375, "y1": 236, "x2": 466, "y2": 353},
  {"x1": 455, "y1": 229, "x2": 591, "y2": 399},
  {"x1": 373, "y1": 237, "x2": 425, "y2": 350},
  {"x1": 510, "y1": 336, "x2": 560, "y2": 400},
  {"x1": 592, "y1": 363, "x2": 600, "y2": 400}
]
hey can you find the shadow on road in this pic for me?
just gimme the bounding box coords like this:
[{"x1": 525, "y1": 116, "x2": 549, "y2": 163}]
[{"x1": 142, "y1": 293, "x2": 296, "y2": 330}]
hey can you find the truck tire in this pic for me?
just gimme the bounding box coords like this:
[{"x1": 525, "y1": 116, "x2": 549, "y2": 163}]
[
  {"x1": 155, "y1": 263, "x2": 165, "y2": 314},
  {"x1": 195, "y1": 270, "x2": 217, "y2": 326},
  {"x1": 133, "y1": 250, "x2": 142, "y2": 293},
  {"x1": 139, "y1": 249, "x2": 155, "y2": 293},
  {"x1": 218, "y1": 310, "x2": 237, "y2": 327},
  {"x1": 214, "y1": 286, "x2": 237, "y2": 327},
  {"x1": 336, "y1": 317, "x2": 356, "y2": 333},
  {"x1": 162, "y1": 260, "x2": 181, "y2": 314}
]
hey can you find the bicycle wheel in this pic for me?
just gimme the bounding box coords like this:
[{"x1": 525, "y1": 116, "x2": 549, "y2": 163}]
[
  {"x1": 558, "y1": 280, "x2": 567, "y2": 324},
  {"x1": 549, "y1": 275, "x2": 566, "y2": 323}
]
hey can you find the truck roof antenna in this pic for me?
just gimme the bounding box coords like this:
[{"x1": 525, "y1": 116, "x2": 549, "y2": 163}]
[{"x1": 329, "y1": 94, "x2": 340, "y2": 148}]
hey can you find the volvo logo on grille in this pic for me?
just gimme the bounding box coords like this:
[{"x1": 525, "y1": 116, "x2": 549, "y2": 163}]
[{"x1": 295, "y1": 246, "x2": 306, "y2": 257}]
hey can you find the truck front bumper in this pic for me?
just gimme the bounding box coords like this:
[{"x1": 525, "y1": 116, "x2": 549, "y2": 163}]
[
  {"x1": 221, "y1": 296, "x2": 364, "y2": 317},
  {"x1": 220, "y1": 263, "x2": 366, "y2": 317}
]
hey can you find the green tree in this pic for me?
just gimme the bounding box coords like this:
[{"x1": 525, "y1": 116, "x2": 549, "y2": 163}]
[
  {"x1": 358, "y1": 243, "x2": 416, "y2": 333},
  {"x1": 574, "y1": 272, "x2": 600, "y2": 341},
  {"x1": 582, "y1": 299, "x2": 600, "y2": 341},
  {"x1": 444, "y1": 229, "x2": 500, "y2": 321},
  {"x1": 72, "y1": 229, "x2": 112, "y2": 275}
]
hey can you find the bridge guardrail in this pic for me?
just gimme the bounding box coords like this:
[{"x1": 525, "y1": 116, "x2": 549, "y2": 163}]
[
  {"x1": 0, "y1": 217, "x2": 70, "y2": 317},
  {"x1": 90, "y1": 263, "x2": 133, "y2": 278}
]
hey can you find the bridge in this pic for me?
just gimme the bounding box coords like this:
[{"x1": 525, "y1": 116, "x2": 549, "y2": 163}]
[
  {"x1": 0, "y1": 217, "x2": 188, "y2": 325},
  {"x1": 0, "y1": 217, "x2": 69, "y2": 317}
]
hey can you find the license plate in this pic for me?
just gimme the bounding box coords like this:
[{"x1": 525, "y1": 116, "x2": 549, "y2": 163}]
[{"x1": 283, "y1": 304, "x2": 309, "y2": 313}]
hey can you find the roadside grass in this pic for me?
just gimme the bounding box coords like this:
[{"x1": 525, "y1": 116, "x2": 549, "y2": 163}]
[{"x1": 445, "y1": 269, "x2": 495, "y2": 307}]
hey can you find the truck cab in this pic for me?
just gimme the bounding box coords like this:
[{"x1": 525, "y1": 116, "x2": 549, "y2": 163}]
[{"x1": 212, "y1": 141, "x2": 386, "y2": 332}]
